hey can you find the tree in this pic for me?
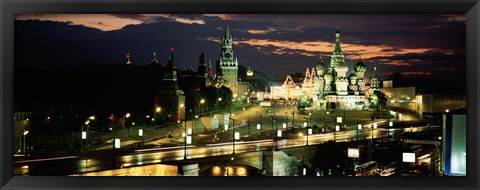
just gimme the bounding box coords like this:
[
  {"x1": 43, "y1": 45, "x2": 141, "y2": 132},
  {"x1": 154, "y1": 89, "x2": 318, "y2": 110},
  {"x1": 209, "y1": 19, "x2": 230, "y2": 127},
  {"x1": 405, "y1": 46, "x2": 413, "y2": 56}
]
[
  {"x1": 368, "y1": 90, "x2": 387, "y2": 110},
  {"x1": 218, "y1": 86, "x2": 233, "y2": 108},
  {"x1": 297, "y1": 92, "x2": 311, "y2": 110}
]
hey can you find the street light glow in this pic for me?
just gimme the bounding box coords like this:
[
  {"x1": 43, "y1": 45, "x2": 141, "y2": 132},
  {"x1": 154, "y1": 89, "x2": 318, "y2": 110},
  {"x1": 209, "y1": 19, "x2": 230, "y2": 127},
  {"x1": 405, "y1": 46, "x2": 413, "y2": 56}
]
[
  {"x1": 125, "y1": 113, "x2": 131, "y2": 118},
  {"x1": 156, "y1": 107, "x2": 161, "y2": 113},
  {"x1": 23, "y1": 130, "x2": 29, "y2": 136},
  {"x1": 89, "y1": 116, "x2": 95, "y2": 120},
  {"x1": 200, "y1": 99, "x2": 206, "y2": 104}
]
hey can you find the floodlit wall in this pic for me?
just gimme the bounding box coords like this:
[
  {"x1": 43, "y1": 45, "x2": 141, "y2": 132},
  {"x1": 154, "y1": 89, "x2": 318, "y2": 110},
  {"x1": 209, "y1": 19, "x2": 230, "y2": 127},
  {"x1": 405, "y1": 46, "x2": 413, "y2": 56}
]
[
  {"x1": 70, "y1": 164, "x2": 178, "y2": 176},
  {"x1": 449, "y1": 115, "x2": 466, "y2": 175}
]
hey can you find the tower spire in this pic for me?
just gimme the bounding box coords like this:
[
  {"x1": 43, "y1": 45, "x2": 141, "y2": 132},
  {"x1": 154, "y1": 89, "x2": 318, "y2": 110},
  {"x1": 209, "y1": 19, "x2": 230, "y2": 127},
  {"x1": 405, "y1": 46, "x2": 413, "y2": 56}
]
[
  {"x1": 167, "y1": 48, "x2": 175, "y2": 69},
  {"x1": 208, "y1": 59, "x2": 214, "y2": 79},
  {"x1": 152, "y1": 51, "x2": 158, "y2": 63},
  {"x1": 224, "y1": 16, "x2": 230, "y2": 37},
  {"x1": 125, "y1": 53, "x2": 132, "y2": 65},
  {"x1": 333, "y1": 29, "x2": 342, "y2": 54}
]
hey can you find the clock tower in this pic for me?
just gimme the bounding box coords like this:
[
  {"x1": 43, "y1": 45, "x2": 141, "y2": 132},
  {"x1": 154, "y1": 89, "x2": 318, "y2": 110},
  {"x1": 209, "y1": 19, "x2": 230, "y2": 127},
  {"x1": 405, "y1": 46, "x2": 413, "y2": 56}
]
[{"x1": 218, "y1": 16, "x2": 239, "y2": 94}]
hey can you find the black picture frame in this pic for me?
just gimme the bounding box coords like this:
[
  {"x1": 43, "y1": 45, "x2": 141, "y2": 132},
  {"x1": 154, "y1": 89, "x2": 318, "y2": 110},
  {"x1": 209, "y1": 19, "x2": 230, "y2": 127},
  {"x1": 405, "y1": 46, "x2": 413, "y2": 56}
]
[{"x1": 1, "y1": 0, "x2": 479, "y2": 190}]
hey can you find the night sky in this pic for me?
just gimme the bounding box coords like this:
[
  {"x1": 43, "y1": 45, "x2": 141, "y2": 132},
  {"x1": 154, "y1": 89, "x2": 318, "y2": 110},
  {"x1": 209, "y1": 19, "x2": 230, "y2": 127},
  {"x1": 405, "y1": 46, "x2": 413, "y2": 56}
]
[{"x1": 14, "y1": 14, "x2": 466, "y2": 81}]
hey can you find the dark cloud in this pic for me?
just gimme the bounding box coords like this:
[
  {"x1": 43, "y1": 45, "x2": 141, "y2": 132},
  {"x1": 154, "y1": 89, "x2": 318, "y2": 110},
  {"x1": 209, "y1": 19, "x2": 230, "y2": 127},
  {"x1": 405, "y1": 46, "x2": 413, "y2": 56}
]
[{"x1": 14, "y1": 14, "x2": 465, "y2": 82}]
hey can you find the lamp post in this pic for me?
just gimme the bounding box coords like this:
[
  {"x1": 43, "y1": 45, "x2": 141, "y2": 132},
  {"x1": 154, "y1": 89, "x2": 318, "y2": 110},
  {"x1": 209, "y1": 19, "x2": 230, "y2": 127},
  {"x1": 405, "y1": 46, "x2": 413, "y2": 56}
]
[
  {"x1": 370, "y1": 115, "x2": 375, "y2": 161},
  {"x1": 335, "y1": 116, "x2": 342, "y2": 143},
  {"x1": 247, "y1": 109, "x2": 251, "y2": 137},
  {"x1": 123, "y1": 113, "x2": 131, "y2": 134},
  {"x1": 356, "y1": 116, "x2": 359, "y2": 141},
  {"x1": 274, "y1": 118, "x2": 279, "y2": 150},
  {"x1": 22, "y1": 129, "x2": 29, "y2": 153},
  {"x1": 324, "y1": 111, "x2": 329, "y2": 128},
  {"x1": 270, "y1": 114, "x2": 276, "y2": 131},
  {"x1": 200, "y1": 99, "x2": 206, "y2": 116},
  {"x1": 184, "y1": 120, "x2": 188, "y2": 160},
  {"x1": 154, "y1": 107, "x2": 161, "y2": 127},
  {"x1": 260, "y1": 115, "x2": 264, "y2": 133},
  {"x1": 292, "y1": 111, "x2": 295, "y2": 128},
  {"x1": 308, "y1": 112, "x2": 312, "y2": 127},
  {"x1": 229, "y1": 118, "x2": 237, "y2": 155}
]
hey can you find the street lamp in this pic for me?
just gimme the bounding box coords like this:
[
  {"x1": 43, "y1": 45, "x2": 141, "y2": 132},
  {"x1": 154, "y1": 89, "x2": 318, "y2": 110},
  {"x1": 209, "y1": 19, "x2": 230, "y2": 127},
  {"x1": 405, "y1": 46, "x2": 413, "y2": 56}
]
[
  {"x1": 123, "y1": 113, "x2": 131, "y2": 134},
  {"x1": 370, "y1": 115, "x2": 375, "y2": 161},
  {"x1": 273, "y1": 118, "x2": 279, "y2": 150},
  {"x1": 357, "y1": 124, "x2": 362, "y2": 141},
  {"x1": 271, "y1": 115, "x2": 276, "y2": 131},
  {"x1": 200, "y1": 99, "x2": 206, "y2": 115},
  {"x1": 229, "y1": 117, "x2": 237, "y2": 155},
  {"x1": 22, "y1": 130, "x2": 29, "y2": 153},
  {"x1": 154, "y1": 107, "x2": 161, "y2": 127}
]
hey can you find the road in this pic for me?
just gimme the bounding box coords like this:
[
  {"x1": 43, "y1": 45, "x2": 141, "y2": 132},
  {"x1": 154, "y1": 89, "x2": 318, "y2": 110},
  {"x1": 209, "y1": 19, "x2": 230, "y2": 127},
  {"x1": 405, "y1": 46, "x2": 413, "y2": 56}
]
[
  {"x1": 14, "y1": 122, "x2": 437, "y2": 176},
  {"x1": 14, "y1": 104, "x2": 429, "y2": 175}
]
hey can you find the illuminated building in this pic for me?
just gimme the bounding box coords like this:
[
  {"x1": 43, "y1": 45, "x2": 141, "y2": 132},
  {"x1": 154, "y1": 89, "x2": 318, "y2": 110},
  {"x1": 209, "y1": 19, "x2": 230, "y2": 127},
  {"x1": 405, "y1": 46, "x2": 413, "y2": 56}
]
[
  {"x1": 442, "y1": 108, "x2": 466, "y2": 176},
  {"x1": 270, "y1": 30, "x2": 369, "y2": 110},
  {"x1": 381, "y1": 70, "x2": 466, "y2": 116}
]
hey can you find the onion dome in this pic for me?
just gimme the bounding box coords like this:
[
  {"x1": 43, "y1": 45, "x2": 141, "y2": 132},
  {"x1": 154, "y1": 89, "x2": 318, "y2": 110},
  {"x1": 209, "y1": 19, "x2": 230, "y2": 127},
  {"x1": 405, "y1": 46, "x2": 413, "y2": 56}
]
[
  {"x1": 335, "y1": 60, "x2": 348, "y2": 72},
  {"x1": 348, "y1": 72, "x2": 358, "y2": 80},
  {"x1": 354, "y1": 58, "x2": 367, "y2": 72},
  {"x1": 316, "y1": 57, "x2": 326, "y2": 71},
  {"x1": 324, "y1": 73, "x2": 333, "y2": 81},
  {"x1": 246, "y1": 67, "x2": 254, "y2": 77}
]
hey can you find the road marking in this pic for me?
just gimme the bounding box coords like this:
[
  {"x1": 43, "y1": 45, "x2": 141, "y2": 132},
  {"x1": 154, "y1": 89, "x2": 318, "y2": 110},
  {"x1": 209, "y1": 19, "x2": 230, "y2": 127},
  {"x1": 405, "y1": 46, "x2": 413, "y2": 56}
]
[
  {"x1": 15, "y1": 156, "x2": 79, "y2": 164},
  {"x1": 135, "y1": 145, "x2": 196, "y2": 152}
]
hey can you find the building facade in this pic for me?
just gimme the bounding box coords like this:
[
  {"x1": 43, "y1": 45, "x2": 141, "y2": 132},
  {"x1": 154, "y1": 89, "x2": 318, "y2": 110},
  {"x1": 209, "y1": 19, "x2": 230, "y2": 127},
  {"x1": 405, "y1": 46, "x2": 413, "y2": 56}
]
[{"x1": 154, "y1": 49, "x2": 186, "y2": 122}]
